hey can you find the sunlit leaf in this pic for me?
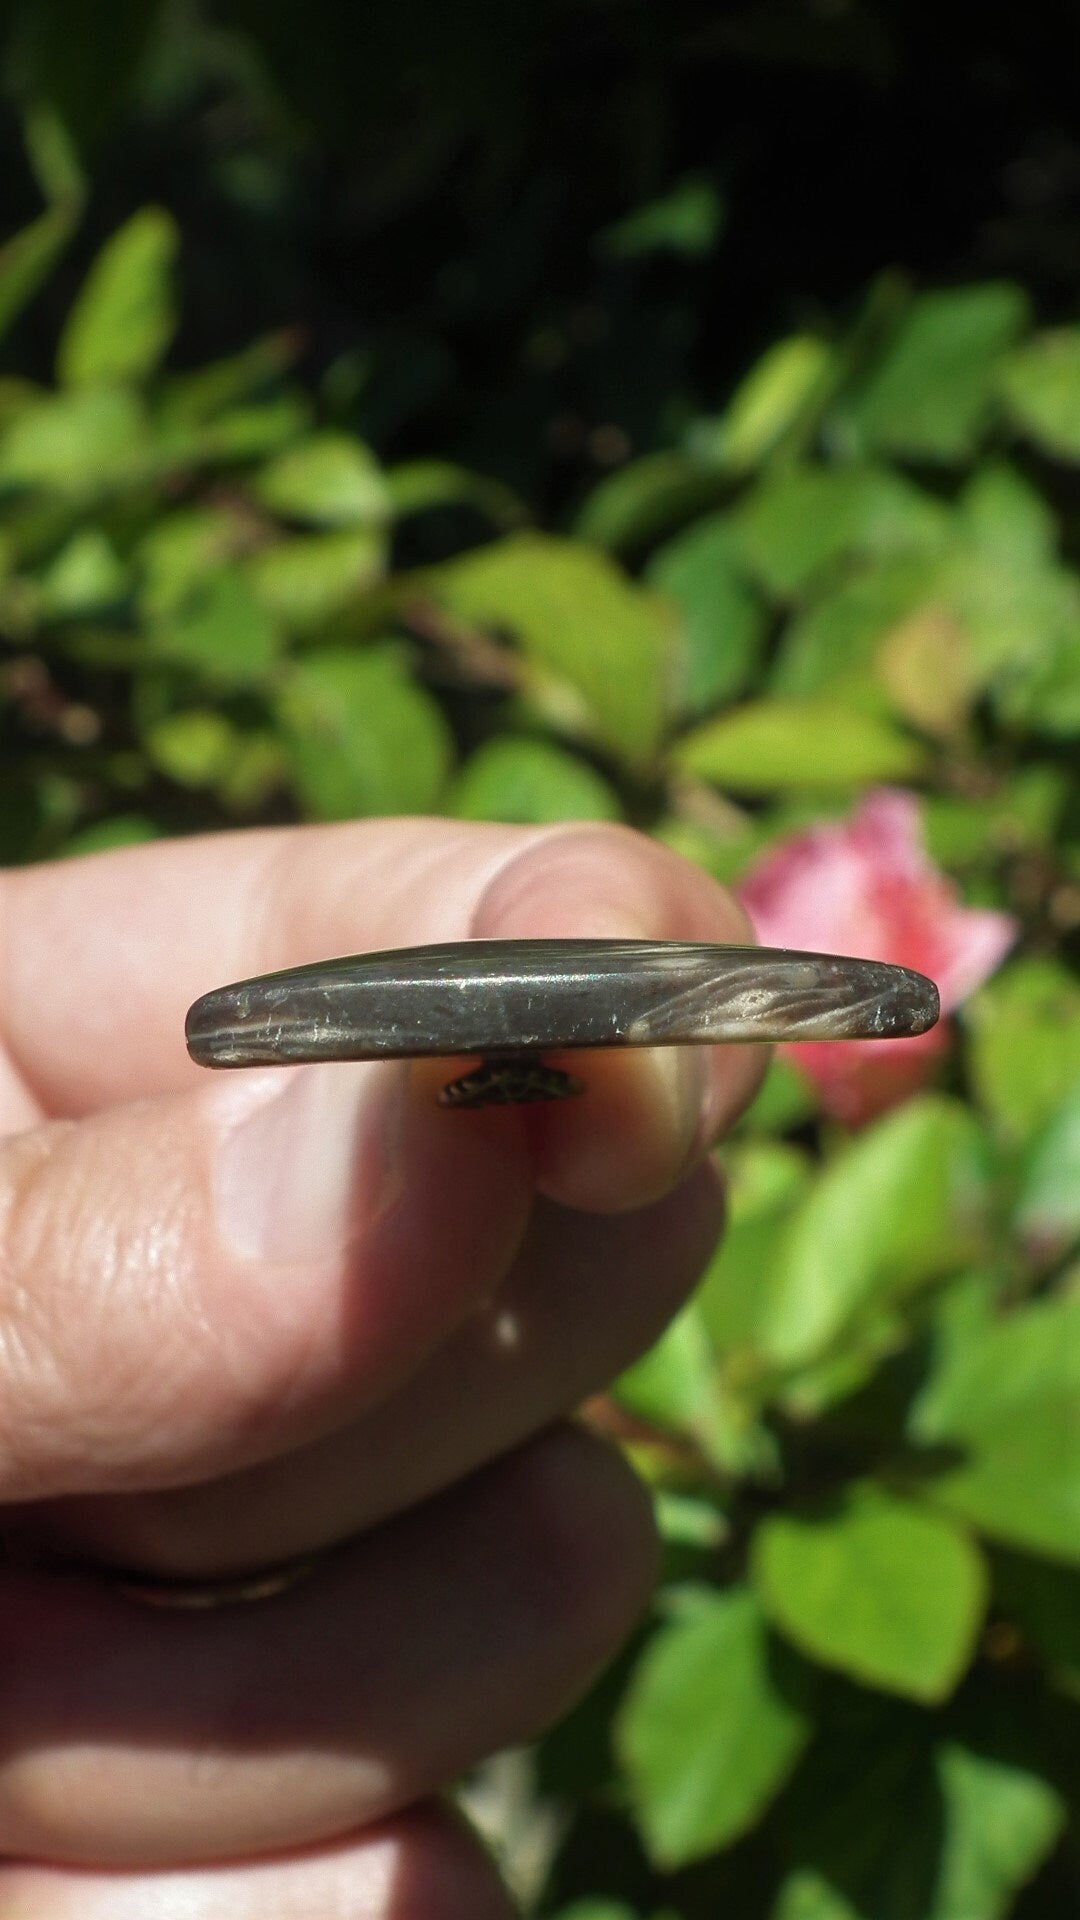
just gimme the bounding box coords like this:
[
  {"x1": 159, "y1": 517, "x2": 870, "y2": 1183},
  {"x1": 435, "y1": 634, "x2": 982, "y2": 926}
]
[
  {"x1": 697, "y1": 1140, "x2": 813, "y2": 1357},
  {"x1": 146, "y1": 709, "x2": 238, "y2": 787},
  {"x1": 617, "y1": 1586, "x2": 814, "y2": 1865},
  {"x1": 912, "y1": 1293, "x2": 1080, "y2": 1563},
  {"x1": 437, "y1": 533, "x2": 670, "y2": 764},
  {"x1": 930, "y1": 1742, "x2": 1065, "y2": 1920},
  {"x1": 1012, "y1": 1086, "x2": 1080, "y2": 1265},
  {"x1": 1000, "y1": 327, "x2": 1080, "y2": 460},
  {"x1": 752, "y1": 1484, "x2": 987, "y2": 1702},
  {"x1": 645, "y1": 514, "x2": 766, "y2": 715},
  {"x1": 732, "y1": 465, "x2": 949, "y2": 597},
  {"x1": 153, "y1": 567, "x2": 284, "y2": 685},
  {"x1": 615, "y1": 1302, "x2": 725, "y2": 1449},
  {"x1": 762, "y1": 1097, "x2": 991, "y2": 1368},
  {"x1": 964, "y1": 959, "x2": 1080, "y2": 1141},
  {"x1": 958, "y1": 461, "x2": 1056, "y2": 568},
  {"x1": 136, "y1": 507, "x2": 244, "y2": 619},
  {"x1": 449, "y1": 736, "x2": 620, "y2": 824},
  {"x1": 245, "y1": 527, "x2": 385, "y2": 630},
  {"x1": 37, "y1": 528, "x2": 127, "y2": 616},
  {"x1": 0, "y1": 386, "x2": 148, "y2": 495},
  {"x1": 277, "y1": 644, "x2": 452, "y2": 819},
  {"x1": 691, "y1": 334, "x2": 836, "y2": 472},
  {"x1": 837, "y1": 284, "x2": 1029, "y2": 461},
  {"x1": 253, "y1": 432, "x2": 390, "y2": 527},
  {"x1": 57, "y1": 207, "x2": 178, "y2": 388},
  {"x1": 674, "y1": 697, "x2": 926, "y2": 793},
  {"x1": 574, "y1": 452, "x2": 726, "y2": 554},
  {"x1": 386, "y1": 459, "x2": 526, "y2": 528},
  {"x1": 60, "y1": 814, "x2": 159, "y2": 856}
]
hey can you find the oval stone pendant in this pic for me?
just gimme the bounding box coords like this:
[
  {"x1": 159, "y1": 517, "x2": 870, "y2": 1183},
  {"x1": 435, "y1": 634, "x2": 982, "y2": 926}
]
[{"x1": 186, "y1": 940, "x2": 939, "y2": 1108}]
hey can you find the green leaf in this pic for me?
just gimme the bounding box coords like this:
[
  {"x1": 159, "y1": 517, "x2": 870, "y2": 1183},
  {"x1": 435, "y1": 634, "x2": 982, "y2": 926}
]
[
  {"x1": 923, "y1": 767, "x2": 1067, "y2": 871},
  {"x1": 1013, "y1": 1086, "x2": 1080, "y2": 1264},
  {"x1": 732, "y1": 465, "x2": 949, "y2": 597},
  {"x1": 738, "y1": 1052, "x2": 819, "y2": 1133},
  {"x1": 192, "y1": 395, "x2": 311, "y2": 464},
  {"x1": 57, "y1": 208, "x2": 178, "y2": 388},
  {"x1": 0, "y1": 200, "x2": 78, "y2": 349},
  {"x1": 385, "y1": 459, "x2": 526, "y2": 529},
  {"x1": 153, "y1": 567, "x2": 284, "y2": 686},
  {"x1": 931, "y1": 1742, "x2": 1065, "y2": 1920},
  {"x1": 691, "y1": 334, "x2": 837, "y2": 472},
  {"x1": 615, "y1": 1302, "x2": 723, "y2": 1445},
  {"x1": 253, "y1": 433, "x2": 390, "y2": 527},
  {"x1": 37, "y1": 529, "x2": 127, "y2": 616},
  {"x1": 762, "y1": 1097, "x2": 991, "y2": 1368},
  {"x1": 697, "y1": 1141, "x2": 814, "y2": 1358},
  {"x1": 0, "y1": 386, "x2": 148, "y2": 495},
  {"x1": 574, "y1": 452, "x2": 726, "y2": 553},
  {"x1": 277, "y1": 644, "x2": 453, "y2": 820},
  {"x1": 964, "y1": 959, "x2": 1080, "y2": 1141},
  {"x1": 449, "y1": 737, "x2": 620, "y2": 824},
  {"x1": 157, "y1": 331, "x2": 299, "y2": 426},
  {"x1": 838, "y1": 283, "x2": 1029, "y2": 461},
  {"x1": 245, "y1": 528, "x2": 385, "y2": 630},
  {"x1": 136, "y1": 508, "x2": 243, "y2": 620},
  {"x1": 597, "y1": 176, "x2": 724, "y2": 260},
  {"x1": 770, "y1": 555, "x2": 939, "y2": 704},
  {"x1": 673, "y1": 697, "x2": 926, "y2": 793},
  {"x1": 146, "y1": 710, "x2": 238, "y2": 787},
  {"x1": 437, "y1": 533, "x2": 670, "y2": 764},
  {"x1": 60, "y1": 814, "x2": 159, "y2": 857},
  {"x1": 1000, "y1": 327, "x2": 1080, "y2": 460},
  {"x1": 751, "y1": 1485, "x2": 987, "y2": 1702},
  {"x1": 617, "y1": 1586, "x2": 813, "y2": 1865},
  {"x1": 958, "y1": 461, "x2": 1056, "y2": 569},
  {"x1": 777, "y1": 1737, "x2": 1063, "y2": 1920},
  {"x1": 24, "y1": 103, "x2": 86, "y2": 210},
  {"x1": 645, "y1": 514, "x2": 766, "y2": 715},
  {"x1": 990, "y1": 586, "x2": 1080, "y2": 737},
  {"x1": 912, "y1": 1294, "x2": 1080, "y2": 1563},
  {"x1": 772, "y1": 1870, "x2": 858, "y2": 1920}
]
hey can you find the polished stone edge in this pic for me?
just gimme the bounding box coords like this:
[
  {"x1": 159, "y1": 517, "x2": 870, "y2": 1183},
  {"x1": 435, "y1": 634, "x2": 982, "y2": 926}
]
[{"x1": 186, "y1": 939, "x2": 940, "y2": 1068}]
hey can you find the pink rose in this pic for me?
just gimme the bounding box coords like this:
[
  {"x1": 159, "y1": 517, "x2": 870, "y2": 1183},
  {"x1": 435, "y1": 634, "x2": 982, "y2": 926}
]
[{"x1": 738, "y1": 789, "x2": 1017, "y2": 1125}]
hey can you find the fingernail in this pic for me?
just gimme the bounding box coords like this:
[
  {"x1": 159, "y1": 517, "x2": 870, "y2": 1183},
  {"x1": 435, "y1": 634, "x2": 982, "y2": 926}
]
[{"x1": 213, "y1": 1063, "x2": 407, "y2": 1264}]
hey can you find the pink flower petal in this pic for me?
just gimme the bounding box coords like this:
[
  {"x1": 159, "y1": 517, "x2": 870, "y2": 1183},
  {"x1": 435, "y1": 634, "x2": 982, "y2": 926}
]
[{"x1": 738, "y1": 787, "x2": 1018, "y2": 1125}]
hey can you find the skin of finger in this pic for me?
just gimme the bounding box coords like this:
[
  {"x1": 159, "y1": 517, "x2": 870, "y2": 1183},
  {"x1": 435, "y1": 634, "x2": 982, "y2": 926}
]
[
  {"x1": 1, "y1": 822, "x2": 764, "y2": 1162},
  {"x1": 0, "y1": 1426, "x2": 655, "y2": 1867},
  {"x1": 0, "y1": 1805, "x2": 516, "y2": 1920},
  {"x1": 469, "y1": 824, "x2": 767, "y2": 1210},
  {"x1": 0, "y1": 1070, "x2": 532, "y2": 1502},
  {"x1": 27, "y1": 1161, "x2": 724, "y2": 1576}
]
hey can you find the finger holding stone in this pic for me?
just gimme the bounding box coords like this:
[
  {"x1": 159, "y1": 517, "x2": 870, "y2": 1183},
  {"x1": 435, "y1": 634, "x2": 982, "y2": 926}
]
[
  {"x1": 0, "y1": 1806, "x2": 516, "y2": 1920},
  {"x1": 0, "y1": 1426, "x2": 654, "y2": 1866},
  {"x1": 0, "y1": 1066, "x2": 531, "y2": 1502},
  {"x1": 28, "y1": 1162, "x2": 724, "y2": 1577}
]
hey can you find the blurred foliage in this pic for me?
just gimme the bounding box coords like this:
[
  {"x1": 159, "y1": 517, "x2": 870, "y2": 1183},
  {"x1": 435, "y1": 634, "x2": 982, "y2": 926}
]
[{"x1": 1, "y1": 6, "x2": 1079, "y2": 1919}]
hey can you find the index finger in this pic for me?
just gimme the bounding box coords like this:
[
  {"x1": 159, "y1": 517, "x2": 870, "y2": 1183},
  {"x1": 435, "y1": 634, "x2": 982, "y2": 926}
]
[{"x1": 2, "y1": 821, "x2": 765, "y2": 1207}]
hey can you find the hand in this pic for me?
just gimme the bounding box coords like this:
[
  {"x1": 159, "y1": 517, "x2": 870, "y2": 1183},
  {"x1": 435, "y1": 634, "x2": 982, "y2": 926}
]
[{"x1": 0, "y1": 820, "x2": 763, "y2": 1916}]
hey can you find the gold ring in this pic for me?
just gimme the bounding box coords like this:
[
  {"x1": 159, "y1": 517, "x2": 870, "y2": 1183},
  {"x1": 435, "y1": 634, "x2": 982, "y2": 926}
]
[
  {"x1": 0, "y1": 1532, "x2": 325, "y2": 1608},
  {"x1": 111, "y1": 1554, "x2": 322, "y2": 1608}
]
